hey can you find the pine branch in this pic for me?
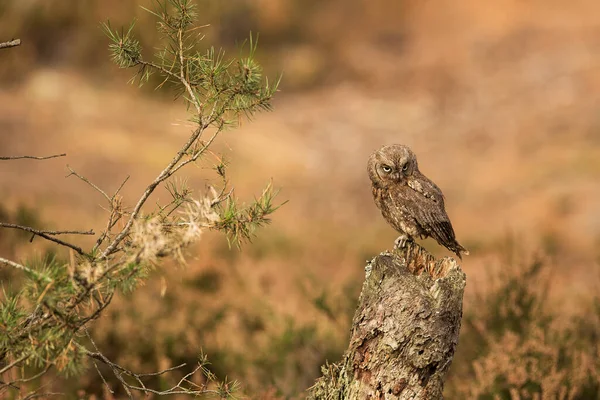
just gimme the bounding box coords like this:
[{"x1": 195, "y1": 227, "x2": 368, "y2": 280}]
[
  {"x1": 0, "y1": 257, "x2": 52, "y2": 282},
  {"x1": 1, "y1": 1, "x2": 281, "y2": 396},
  {"x1": 100, "y1": 124, "x2": 207, "y2": 258}
]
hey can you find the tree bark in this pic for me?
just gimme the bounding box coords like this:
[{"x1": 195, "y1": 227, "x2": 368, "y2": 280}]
[{"x1": 308, "y1": 243, "x2": 466, "y2": 400}]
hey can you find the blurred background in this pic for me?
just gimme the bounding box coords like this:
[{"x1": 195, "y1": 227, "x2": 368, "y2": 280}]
[{"x1": 1, "y1": 0, "x2": 600, "y2": 398}]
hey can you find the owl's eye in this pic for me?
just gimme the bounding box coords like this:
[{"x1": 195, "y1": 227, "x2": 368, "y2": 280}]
[
  {"x1": 402, "y1": 163, "x2": 409, "y2": 172},
  {"x1": 381, "y1": 165, "x2": 392, "y2": 173}
]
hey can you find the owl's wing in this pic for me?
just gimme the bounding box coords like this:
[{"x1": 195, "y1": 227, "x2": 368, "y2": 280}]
[
  {"x1": 403, "y1": 178, "x2": 457, "y2": 246},
  {"x1": 407, "y1": 178, "x2": 444, "y2": 203},
  {"x1": 413, "y1": 206, "x2": 457, "y2": 247}
]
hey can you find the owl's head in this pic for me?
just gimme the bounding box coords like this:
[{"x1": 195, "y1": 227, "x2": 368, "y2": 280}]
[{"x1": 367, "y1": 144, "x2": 419, "y2": 187}]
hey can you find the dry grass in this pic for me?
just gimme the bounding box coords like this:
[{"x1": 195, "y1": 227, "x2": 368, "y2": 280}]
[
  {"x1": 449, "y1": 255, "x2": 600, "y2": 399},
  {"x1": 2, "y1": 0, "x2": 600, "y2": 398}
]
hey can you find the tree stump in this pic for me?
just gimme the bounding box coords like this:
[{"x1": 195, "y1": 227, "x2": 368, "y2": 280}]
[{"x1": 308, "y1": 242, "x2": 466, "y2": 400}]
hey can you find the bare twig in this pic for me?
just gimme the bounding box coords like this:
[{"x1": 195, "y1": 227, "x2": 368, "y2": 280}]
[
  {"x1": 76, "y1": 291, "x2": 114, "y2": 325},
  {"x1": 114, "y1": 175, "x2": 130, "y2": 198},
  {"x1": 0, "y1": 223, "x2": 92, "y2": 256},
  {"x1": 82, "y1": 329, "x2": 215, "y2": 397},
  {"x1": 0, "y1": 39, "x2": 21, "y2": 50},
  {"x1": 137, "y1": 363, "x2": 188, "y2": 378},
  {"x1": 0, "y1": 354, "x2": 29, "y2": 375},
  {"x1": 0, "y1": 153, "x2": 65, "y2": 160},
  {"x1": 66, "y1": 166, "x2": 110, "y2": 202},
  {"x1": 0, "y1": 223, "x2": 94, "y2": 237},
  {"x1": 81, "y1": 328, "x2": 218, "y2": 397},
  {"x1": 0, "y1": 365, "x2": 52, "y2": 391},
  {"x1": 89, "y1": 175, "x2": 129, "y2": 252},
  {"x1": 169, "y1": 129, "x2": 221, "y2": 175},
  {"x1": 92, "y1": 210, "x2": 123, "y2": 252},
  {"x1": 92, "y1": 358, "x2": 114, "y2": 395}
]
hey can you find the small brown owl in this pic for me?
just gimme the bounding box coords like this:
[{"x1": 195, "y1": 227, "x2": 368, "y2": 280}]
[{"x1": 368, "y1": 144, "x2": 469, "y2": 259}]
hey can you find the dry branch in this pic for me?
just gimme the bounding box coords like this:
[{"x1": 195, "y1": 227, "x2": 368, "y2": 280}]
[
  {"x1": 0, "y1": 39, "x2": 21, "y2": 50},
  {"x1": 0, "y1": 222, "x2": 92, "y2": 256},
  {"x1": 0, "y1": 153, "x2": 65, "y2": 160},
  {"x1": 82, "y1": 329, "x2": 219, "y2": 397},
  {"x1": 0, "y1": 223, "x2": 93, "y2": 237},
  {"x1": 309, "y1": 243, "x2": 466, "y2": 400}
]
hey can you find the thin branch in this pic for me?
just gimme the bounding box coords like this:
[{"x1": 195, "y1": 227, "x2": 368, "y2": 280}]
[
  {"x1": 0, "y1": 39, "x2": 21, "y2": 50},
  {"x1": 136, "y1": 363, "x2": 187, "y2": 378},
  {"x1": 82, "y1": 328, "x2": 216, "y2": 397},
  {"x1": 83, "y1": 331, "x2": 147, "y2": 394},
  {"x1": 114, "y1": 175, "x2": 130, "y2": 198},
  {"x1": 84, "y1": 350, "x2": 135, "y2": 398},
  {"x1": 92, "y1": 211, "x2": 122, "y2": 252},
  {"x1": 76, "y1": 291, "x2": 114, "y2": 326},
  {"x1": 0, "y1": 257, "x2": 51, "y2": 282},
  {"x1": 66, "y1": 166, "x2": 110, "y2": 202},
  {"x1": 169, "y1": 128, "x2": 221, "y2": 176},
  {"x1": 138, "y1": 58, "x2": 201, "y2": 115},
  {"x1": 0, "y1": 354, "x2": 29, "y2": 375},
  {"x1": 117, "y1": 366, "x2": 210, "y2": 396},
  {"x1": 177, "y1": 28, "x2": 201, "y2": 115},
  {"x1": 87, "y1": 351, "x2": 212, "y2": 396},
  {"x1": 92, "y1": 358, "x2": 114, "y2": 395},
  {"x1": 100, "y1": 124, "x2": 207, "y2": 259},
  {"x1": 139, "y1": 60, "x2": 180, "y2": 84},
  {"x1": 92, "y1": 175, "x2": 129, "y2": 252},
  {"x1": 0, "y1": 153, "x2": 65, "y2": 160},
  {"x1": 0, "y1": 223, "x2": 94, "y2": 237},
  {"x1": 0, "y1": 223, "x2": 91, "y2": 256},
  {"x1": 1, "y1": 365, "x2": 52, "y2": 390}
]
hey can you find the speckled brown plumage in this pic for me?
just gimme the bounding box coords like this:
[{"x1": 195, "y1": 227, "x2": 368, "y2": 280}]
[{"x1": 368, "y1": 144, "x2": 468, "y2": 259}]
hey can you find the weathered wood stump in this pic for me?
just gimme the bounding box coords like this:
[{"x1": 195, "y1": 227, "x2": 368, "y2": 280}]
[{"x1": 308, "y1": 243, "x2": 466, "y2": 400}]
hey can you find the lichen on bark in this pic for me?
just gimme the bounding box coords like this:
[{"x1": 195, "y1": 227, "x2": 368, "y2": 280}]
[{"x1": 308, "y1": 242, "x2": 466, "y2": 400}]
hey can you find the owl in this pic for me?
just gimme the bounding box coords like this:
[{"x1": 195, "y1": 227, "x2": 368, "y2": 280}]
[{"x1": 368, "y1": 144, "x2": 469, "y2": 259}]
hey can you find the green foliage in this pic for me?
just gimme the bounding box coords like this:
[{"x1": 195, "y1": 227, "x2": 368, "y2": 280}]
[
  {"x1": 216, "y1": 182, "x2": 286, "y2": 248},
  {"x1": 102, "y1": 21, "x2": 142, "y2": 69},
  {"x1": 102, "y1": 0, "x2": 280, "y2": 123}
]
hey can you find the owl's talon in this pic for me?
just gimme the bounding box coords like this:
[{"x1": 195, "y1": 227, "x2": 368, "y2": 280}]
[{"x1": 394, "y1": 235, "x2": 412, "y2": 250}]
